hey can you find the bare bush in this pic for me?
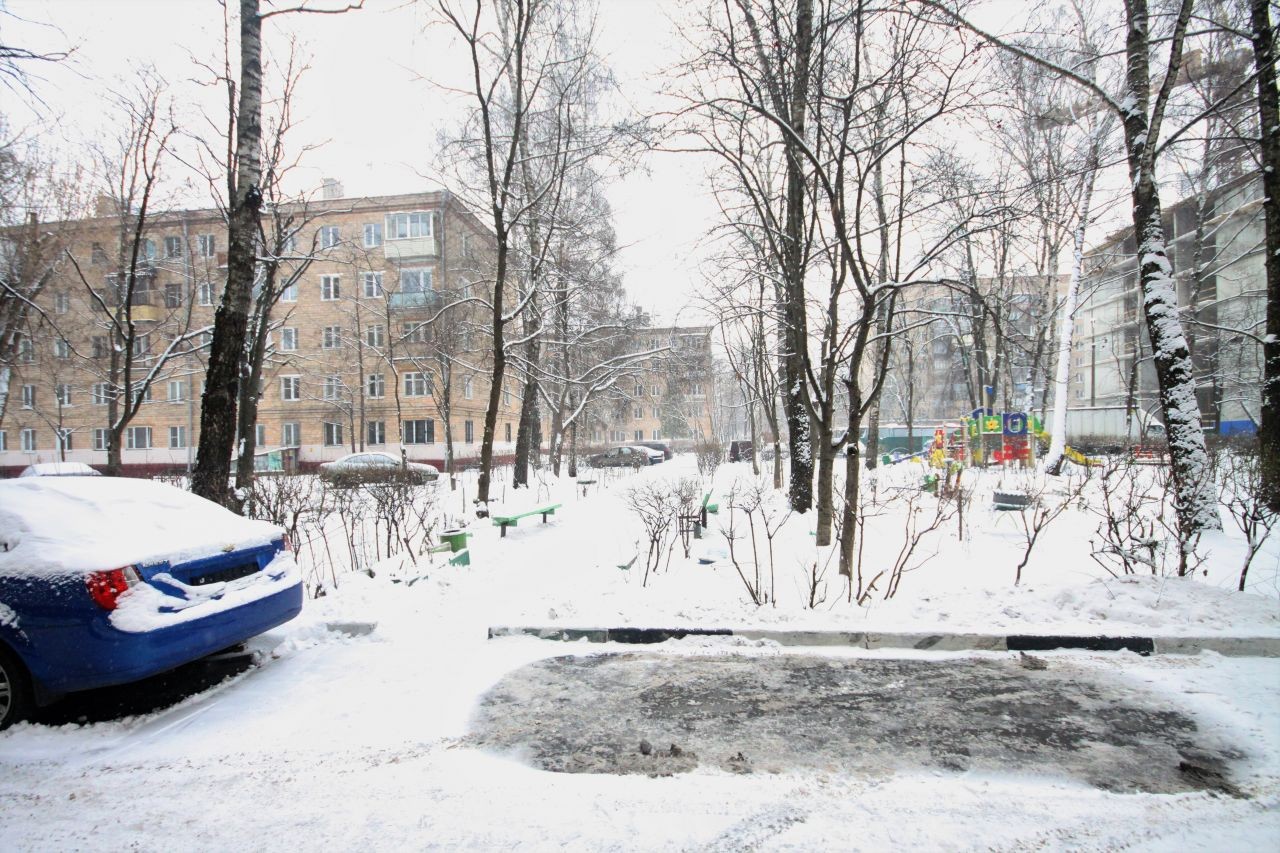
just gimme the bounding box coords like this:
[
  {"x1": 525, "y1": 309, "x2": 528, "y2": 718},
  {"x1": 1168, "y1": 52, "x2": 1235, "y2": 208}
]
[
  {"x1": 1219, "y1": 450, "x2": 1278, "y2": 592},
  {"x1": 695, "y1": 436, "x2": 723, "y2": 479},
  {"x1": 1011, "y1": 473, "x2": 1086, "y2": 585},
  {"x1": 861, "y1": 488, "x2": 955, "y2": 603},
  {"x1": 624, "y1": 481, "x2": 679, "y2": 587},
  {"x1": 1088, "y1": 458, "x2": 1163, "y2": 577}
]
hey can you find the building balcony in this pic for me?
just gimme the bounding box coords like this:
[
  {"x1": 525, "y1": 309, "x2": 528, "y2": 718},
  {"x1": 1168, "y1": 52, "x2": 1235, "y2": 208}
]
[
  {"x1": 130, "y1": 303, "x2": 164, "y2": 323},
  {"x1": 383, "y1": 236, "x2": 437, "y2": 262},
  {"x1": 388, "y1": 290, "x2": 441, "y2": 311}
]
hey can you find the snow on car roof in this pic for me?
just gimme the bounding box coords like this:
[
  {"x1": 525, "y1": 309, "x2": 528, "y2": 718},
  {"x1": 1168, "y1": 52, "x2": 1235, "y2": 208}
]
[
  {"x1": 0, "y1": 477, "x2": 281, "y2": 576},
  {"x1": 19, "y1": 462, "x2": 101, "y2": 477}
]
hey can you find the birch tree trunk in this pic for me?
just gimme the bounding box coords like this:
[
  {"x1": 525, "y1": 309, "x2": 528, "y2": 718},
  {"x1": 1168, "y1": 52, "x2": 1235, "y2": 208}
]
[
  {"x1": 1119, "y1": 0, "x2": 1220, "y2": 533},
  {"x1": 1045, "y1": 156, "x2": 1099, "y2": 475}
]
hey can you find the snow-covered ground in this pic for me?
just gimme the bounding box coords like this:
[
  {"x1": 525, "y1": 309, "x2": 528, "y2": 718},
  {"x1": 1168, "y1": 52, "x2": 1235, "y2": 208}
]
[{"x1": 2, "y1": 455, "x2": 1278, "y2": 849}]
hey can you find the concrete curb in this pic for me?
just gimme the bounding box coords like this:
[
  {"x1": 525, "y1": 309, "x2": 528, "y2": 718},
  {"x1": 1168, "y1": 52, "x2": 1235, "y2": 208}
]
[{"x1": 486, "y1": 626, "x2": 1280, "y2": 657}]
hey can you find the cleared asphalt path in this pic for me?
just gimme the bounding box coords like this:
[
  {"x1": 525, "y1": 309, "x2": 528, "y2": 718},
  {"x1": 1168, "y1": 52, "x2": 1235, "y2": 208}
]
[{"x1": 470, "y1": 652, "x2": 1246, "y2": 795}]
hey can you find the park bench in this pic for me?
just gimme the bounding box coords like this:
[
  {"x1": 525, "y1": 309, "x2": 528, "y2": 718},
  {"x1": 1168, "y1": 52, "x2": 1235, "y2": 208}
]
[
  {"x1": 427, "y1": 528, "x2": 472, "y2": 566},
  {"x1": 492, "y1": 503, "x2": 562, "y2": 537}
]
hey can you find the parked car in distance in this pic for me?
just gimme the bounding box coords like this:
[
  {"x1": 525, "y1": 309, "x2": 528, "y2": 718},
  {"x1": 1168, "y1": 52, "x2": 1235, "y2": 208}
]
[
  {"x1": 728, "y1": 440, "x2": 753, "y2": 462},
  {"x1": 18, "y1": 462, "x2": 101, "y2": 478},
  {"x1": 586, "y1": 446, "x2": 650, "y2": 468},
  {"x1": 633, "y1": 440, "x2": 673, "y2": 460},
  {"x1": 318, "y1": 452, "x2": 440, "y2": 485},
  {"x1": 631, "y1": 445, "x2": 665, "y2": 465},
  {"x1": 0, "y1": 476, "x2": 302, "y2": 730}
]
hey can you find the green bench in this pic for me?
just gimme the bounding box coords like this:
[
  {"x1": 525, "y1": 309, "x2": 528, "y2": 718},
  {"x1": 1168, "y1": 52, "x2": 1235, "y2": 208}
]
[
  {"x1": 492, "y1": 503, "x2": 562, "y2": 537},
  {"x1": 700, "y1": 491, "x2": 718, "y2": 520},
  {"x1": 428, "y1": 529, "x2": 472, "y2": 566}
]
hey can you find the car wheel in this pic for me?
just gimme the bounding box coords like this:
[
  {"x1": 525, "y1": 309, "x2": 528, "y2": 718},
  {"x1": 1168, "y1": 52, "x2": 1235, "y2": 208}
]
[{"x1": 0, "y1": 644, "x2": 33, "y2": 731}]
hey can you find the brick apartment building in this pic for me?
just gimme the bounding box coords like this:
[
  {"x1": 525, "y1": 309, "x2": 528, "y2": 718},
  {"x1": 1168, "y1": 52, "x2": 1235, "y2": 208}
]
[
  {"x1": 1, "y1": 187, "x2": 719, "y2": 474},
  {"x1": 0, "y1": 187, "x2": 528, "y2": 474},
  {"x1": 586, "y1": 324, "x2": 716, "y2": 448}
]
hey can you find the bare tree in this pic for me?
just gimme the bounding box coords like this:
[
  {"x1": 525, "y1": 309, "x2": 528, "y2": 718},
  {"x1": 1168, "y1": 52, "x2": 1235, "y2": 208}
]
[
  {"x1": 922, "y1": 0, "x2": 1226, "y2": 534},
  {"x1": 193, "y1": 0, "x2": 361, "y2": 508}
]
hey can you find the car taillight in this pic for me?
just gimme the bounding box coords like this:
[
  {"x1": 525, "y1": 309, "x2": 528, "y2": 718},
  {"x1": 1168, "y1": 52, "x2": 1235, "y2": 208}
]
[{"x1": 86, "y1": 566, "x2": 142, "y2": 611}]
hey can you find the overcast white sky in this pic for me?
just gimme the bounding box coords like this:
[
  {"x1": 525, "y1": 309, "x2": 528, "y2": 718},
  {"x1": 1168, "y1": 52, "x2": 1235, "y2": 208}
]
[{"x1": 4, "y1": 0, "x2": 1035, "y2": 324}]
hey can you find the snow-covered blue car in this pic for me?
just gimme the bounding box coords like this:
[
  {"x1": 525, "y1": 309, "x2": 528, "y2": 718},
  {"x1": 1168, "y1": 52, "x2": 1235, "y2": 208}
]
[{"x1": 0, "y1": 477, "x2": 303, "y2": 729}]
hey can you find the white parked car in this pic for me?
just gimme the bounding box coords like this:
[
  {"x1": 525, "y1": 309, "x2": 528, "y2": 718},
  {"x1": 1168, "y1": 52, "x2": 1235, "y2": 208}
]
[
  {"x1": 318, "y1": 452, "x2": 440, "y2": 485},
  {"x1": 18, "y1": 462, "x2": 102, "y2": 478},
  {"x1": 630, "y1": 446, "x2": 665, "y2": 465}
]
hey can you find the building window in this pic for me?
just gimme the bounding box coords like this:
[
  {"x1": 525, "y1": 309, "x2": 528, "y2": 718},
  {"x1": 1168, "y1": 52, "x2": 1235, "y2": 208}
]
[
  {"x1": 634, "y1": 430, "x2": 643, "y2": 442},
  {"x1": 92, "y1": 336, "x2": 109, "y2": 359},
  {"x1": 163, "y1": 235, "x2": 183, "y2": 259},
  {"x1": 404, "y1": 372, "x2": 427, "y2": 396},
  {"x1": 54, "y1": 339, "x2": 70, "y2": 359},
  {"x1": 55, "y1": 292, "x2": 70, "y2": 314},
  {"x1": 367, "y1": 420, "x2": 385, "y2": 445},
  {"x1": 367, "y1": 373, "x2": 385, "y2": 398},
  {"x1": 321, "y1": 275, "x2": 340, "y2": 301},
  {"x1": 403, "y1": 419, "x2": 434, "y2": 444},
  {"x1": 322, "y1": 325, "x2": 343, "y2": 349},
  {"x1": 365, "y1": 325, "x2": 384, "y2": 348},
  {"x1": 634, "y1": 383, "x2": 644, "y2": 397},
  {"x1": 399, "y1": 267, "x2": 432, "y2": 294},
  {"x1": 401, "y1": 322, "x2": 427, "y2": 344},
  {"x1": 93, "y1": 428, "x2": 108, "y2": 451},
  {"x1": 168, "y1": 379, "x2": 185, "y2": 402},
  {"x1": 651, "y1": 406, "x2": 660, "y2": 418},
  {"x1": 126, "y1": 426, "x2": 152, "y2": 450},
  {"x1": 169, "y1": 425, "x2": 187, "y2": 448},
  {"x1": 386, "y1": 212, "x2": 432, "y2": 240},
  {"x1": 503, "y1": 386, "x2": 512, "y2": 406},
  {"x1": 363, "y1": 223, "x2": 382, "y2": 248},
  {"x1": 323, "y1": 422, "x2": 343, "y2": 446},
  {"x1": 282, "y1": 422, "x2": 300, "y2": 447},
  {"x1": 633, "y1": 406, "x2": 642, "y2": 419},
  {"x1": 20, "y1": 385, "x2": 34, "y2": 409},
  {"x1": 21, "y1": 428, "x2": 36, "y2": 452},
  {"x1": 255, "y1": 424, "x2": 266, "y2": 447},
  {"x1": 280, "y1": 281, "x2": 298, "y2": 302},
  {"x1": 164, "y1": 282, "x2": 183, "y2": 308},
  {"x1": 280, "y1": 327, "x2": 298, "y2": 351},
  {"x1": 91, "y1": 242, "x2": 107, "y2": 264},
  {"x1": 652, "y1": 429, "x2": 661, "y2": 440},
  {"x1": 281, "y1": 376, "x2": 301, "y2": 401},
  {"x1": 198, "y1": 281, "x2": 214, "y2": 306},
  {"x1": 17, "y1": 336, "x2": 33, "y2": 363},
  {"x1": 504, "y1": 422, "x2": 512, "y2": 442},
  {"x1": 131, "y1": 334, "x2": 151, "y2": 359},
  {"x1": 319, "y1": 225, "x2": 340, "y2": 249},
  {"x1": 55, "y1": 384, "x2": 72, "y2": 407},
  {"x1": 92, "y1": 383, "x2": 110, "y2": 405},
  {"x1": 323, "y1": 375, "x2": 342, "y2": 400},
  {"x1": 651, "y1": 385, "x2": 660, "y2": 396},
  {"x1": 363, "y1": 271, "x2": 383, "y2": 298},
  {"x1": 58, "y1": 429, "x2": 76, "y2": 451},
  {"x1": 463, "y1": 376, "x2": 473, "y2": 399},
  {"x1": 198, "y1": 234, "x2": 216, "y2": 258},
  {"x1": 464, "y1": 419, "x2": 474, "y2": 443}
]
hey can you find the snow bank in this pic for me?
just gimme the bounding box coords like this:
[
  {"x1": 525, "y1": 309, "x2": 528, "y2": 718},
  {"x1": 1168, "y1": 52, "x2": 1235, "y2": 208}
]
[{"x1": 0, "y1": 477, "x2": 282, "y2": 576}]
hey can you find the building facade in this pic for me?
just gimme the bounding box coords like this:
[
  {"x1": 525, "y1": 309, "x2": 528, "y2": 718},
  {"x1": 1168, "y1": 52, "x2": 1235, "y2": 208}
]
[
  {"x1": 585, "y1": 325, "x2": 717, "y2": 449},
  {"x1": 0, "y1": 188, "x2": 532, "y2": 474},
  {"x1": 1068, "y1": 172, "x2": 1265, "y2": 437}
]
